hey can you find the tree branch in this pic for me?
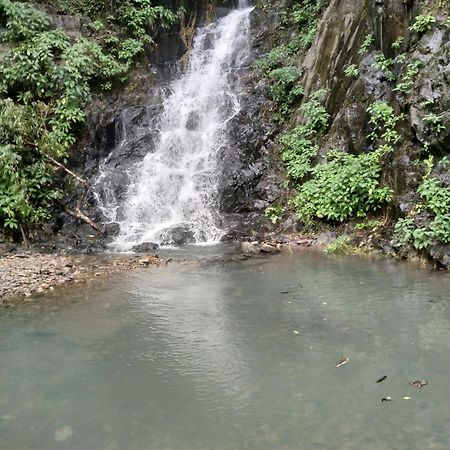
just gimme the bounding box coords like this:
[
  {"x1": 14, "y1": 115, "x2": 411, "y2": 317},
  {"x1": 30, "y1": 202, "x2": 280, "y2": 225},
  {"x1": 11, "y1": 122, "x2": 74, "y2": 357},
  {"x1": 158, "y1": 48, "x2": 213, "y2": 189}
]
[
  {"x1": 55, "y1": 200, "x2": 106, "y2": 237},
  {"x1": 43, "y1": 153, "x2": 87, "y2": 185}
]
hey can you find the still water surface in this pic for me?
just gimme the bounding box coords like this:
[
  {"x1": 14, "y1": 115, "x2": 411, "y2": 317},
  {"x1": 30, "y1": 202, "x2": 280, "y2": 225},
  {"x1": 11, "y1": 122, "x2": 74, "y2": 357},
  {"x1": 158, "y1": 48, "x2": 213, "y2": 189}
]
[{"x1": 1, "y1": 249, "x2": 450, "y2": 450}]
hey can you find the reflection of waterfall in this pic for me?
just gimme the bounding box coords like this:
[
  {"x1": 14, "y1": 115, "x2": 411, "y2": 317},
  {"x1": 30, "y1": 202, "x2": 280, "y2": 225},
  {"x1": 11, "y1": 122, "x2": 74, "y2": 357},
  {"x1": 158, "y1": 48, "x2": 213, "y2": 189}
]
[
  {"x1": 95, "y1": 7, "x2": 252, "y2": 250},
  {"x1": 131, "y1": 269, "x2": 253, "y2": 408}
]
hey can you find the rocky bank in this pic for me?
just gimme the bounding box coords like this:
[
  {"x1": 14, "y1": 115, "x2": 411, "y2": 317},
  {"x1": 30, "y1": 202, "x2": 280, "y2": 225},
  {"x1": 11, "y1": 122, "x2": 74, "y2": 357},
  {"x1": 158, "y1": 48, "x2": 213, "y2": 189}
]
[{"x1": 0, "y1": 252, "x2": 165, "y2": 305}]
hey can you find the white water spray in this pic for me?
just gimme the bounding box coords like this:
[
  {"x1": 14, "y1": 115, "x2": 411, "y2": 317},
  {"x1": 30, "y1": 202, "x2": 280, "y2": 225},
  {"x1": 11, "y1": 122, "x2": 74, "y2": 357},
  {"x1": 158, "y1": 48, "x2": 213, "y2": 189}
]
[{"x1": 96, "y1": 6, "x2": 252, "y2": 250}]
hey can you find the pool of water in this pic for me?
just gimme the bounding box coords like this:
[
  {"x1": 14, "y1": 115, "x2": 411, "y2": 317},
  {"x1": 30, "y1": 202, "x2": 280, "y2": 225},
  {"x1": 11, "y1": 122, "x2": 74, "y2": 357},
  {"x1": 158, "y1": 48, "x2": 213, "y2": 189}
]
[{"x1": 1, "y1": 250, "x2": 450, "y2": 450}]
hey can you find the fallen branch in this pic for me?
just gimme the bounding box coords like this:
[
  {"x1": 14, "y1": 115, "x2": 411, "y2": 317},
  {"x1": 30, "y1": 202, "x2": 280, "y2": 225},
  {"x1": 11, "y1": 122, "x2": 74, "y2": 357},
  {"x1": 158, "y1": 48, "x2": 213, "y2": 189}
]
[
  {"x1": 43, "y1": 153, "x2": 87, "y2": 185},
  {"x1": 56, "y1": 200, "x2": 106, "y2": 237},
  {"x1": 20, "y1": 224, "x2": 29, "y2": 246},
  {"x1": 335, "y1": 356, "x2": 349, "y2": 368}
]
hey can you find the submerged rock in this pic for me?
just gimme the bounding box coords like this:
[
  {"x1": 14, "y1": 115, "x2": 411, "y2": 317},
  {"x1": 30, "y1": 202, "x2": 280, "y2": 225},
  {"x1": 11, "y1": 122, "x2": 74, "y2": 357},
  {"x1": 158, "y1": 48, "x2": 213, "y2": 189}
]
[{"x1": 131, "y1": 242, "x2": 160, "y2": 253}]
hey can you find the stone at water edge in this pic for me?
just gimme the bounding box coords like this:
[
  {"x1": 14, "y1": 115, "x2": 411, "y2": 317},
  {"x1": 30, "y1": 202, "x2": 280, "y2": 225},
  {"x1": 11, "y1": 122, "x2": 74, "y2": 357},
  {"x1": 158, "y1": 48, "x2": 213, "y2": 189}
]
[
  {"x1": 131, "y1": 242, "x2": 160, "y2": 253},
  {"x1": 241, "y1": 241, "x2": 260, "y2": 255},
  {"x1": 260, "y1": 243, "x2": 280, "y2": 254}
]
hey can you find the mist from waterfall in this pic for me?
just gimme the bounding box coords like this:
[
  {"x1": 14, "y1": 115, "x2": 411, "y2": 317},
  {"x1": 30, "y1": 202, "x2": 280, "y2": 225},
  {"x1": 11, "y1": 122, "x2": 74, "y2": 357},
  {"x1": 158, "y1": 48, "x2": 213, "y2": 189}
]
[{"x1": 95, "y1": 6, "x2": 252, "y2": 250}]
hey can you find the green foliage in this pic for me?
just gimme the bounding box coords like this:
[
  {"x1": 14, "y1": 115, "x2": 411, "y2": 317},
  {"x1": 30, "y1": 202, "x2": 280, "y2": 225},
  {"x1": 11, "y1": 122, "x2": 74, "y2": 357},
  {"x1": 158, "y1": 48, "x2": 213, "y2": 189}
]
[
  {"x1": 255, "y1": 44, "x2": 305, "y2": 120},
  {"x1": 324, "y1": 235, "x2": 351, "y2": 254},
  {"x1": 446, "y1": 17, "x2": 450, "y2": 29},
  {"x1": 394, "y1": 218, "x2": 423, "y2": 248},
  {"x1": 255, "y1": 1, "x2": 328, "y2": 119},
  {"x1": 409, "y1": 14, "x2": 437, "y2": 33},
  {"x1": 90, "y1": 20, "x2": 105, "y2": 32},
  {"x1": 0, "y1": 25, "x2": 109, "y2": 229},
  {"x1": 117, "y1": 38, "x2": 144, "y2": 61},
  {"x1": 280, "y1": 127, "x2": 318, "y2": 180},
  {"x1": 32, "y1": 0, "x2": 108, "y2": 17},
  {"x1": 300, "y1": 89, "x2": 329, "y2": 132},
  {"x1": 394, "y1": 60, "x2": 422, "y2": 93},
  {"x1": 394, "y1": 177, "x2": 450, "y2": 249},
  {"x1": 366, "y1": 101, "x2": 401, "y2": 145},
  {"x1": 395, "y1": 53, "x2": 407, "y2": 64},
  {"x1": 291, "y1": 0, "x2": 324, "y2": 49},
  {"x1": 116, "y1": 0, "x2": 177, "y2": 40},
  {"x1": 0, "y1": 100, "x2": 62, "y2": 230},
  {"x1": 0, "y1": 30, "x2": 128, "y2": 145},
  {"x1": 355, "y1": 219, "x2": 382, "y2": 230},
  {"x1": 292, "y1": 147, "x2": 393, "y2": 223},
  {"x1": 291, "y1": 100, "x2": 398, "y2": 225},
  {"x1": 392, "y1": 37, "x2": 404, "y2": 50},
  {"x1": 254, "y1": 45, "x2": 293, "y2": 73},
  {"x1": 267, "y1": 66, "x2": 304, "y2": 116},
  {"x1": 265, "y1": 206, "x2": 285, "y2": 224},
  {"x1": 419, "y1": 177, "x2": 450, "y2": 216},
  {"x1": 344, "y1": 64, "x2": 359, "y2": 77},
  {"x1": 280, "y1": 89, "x2": 329, "y2": 180},
  {"x1": 358, "y1": 34, "x2": 374, "y2": 56},
  {"x1": 373, "y1": 52, "x2": 395, "y2": 81},
  {"x1": 299, "y1": 26, "x2": 318, "y2": 49},
  {"x1": 423, "y1": 113, "x2": 445, "y2": 134},
  {"x1": 0, "y1": 0, "x2": 49, "y2": 42}
]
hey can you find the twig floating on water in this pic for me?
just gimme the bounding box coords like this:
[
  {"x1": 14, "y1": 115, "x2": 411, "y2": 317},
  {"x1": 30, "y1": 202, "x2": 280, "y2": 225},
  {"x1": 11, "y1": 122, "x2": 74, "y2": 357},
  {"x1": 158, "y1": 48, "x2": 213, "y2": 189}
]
[
  {"x1": 336, "y1": 357, "x2": 349, "y2": 368},
  {"x1": 409, "y1": 380, "x2": 428, "y2": 388}
]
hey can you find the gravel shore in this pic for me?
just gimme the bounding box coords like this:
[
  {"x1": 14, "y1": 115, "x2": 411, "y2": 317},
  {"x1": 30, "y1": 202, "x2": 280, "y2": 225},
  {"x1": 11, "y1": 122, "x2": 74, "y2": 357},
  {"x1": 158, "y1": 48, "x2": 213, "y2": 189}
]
[{"x1": 0, "y1": 252, "x2": 164, "y2": 305}]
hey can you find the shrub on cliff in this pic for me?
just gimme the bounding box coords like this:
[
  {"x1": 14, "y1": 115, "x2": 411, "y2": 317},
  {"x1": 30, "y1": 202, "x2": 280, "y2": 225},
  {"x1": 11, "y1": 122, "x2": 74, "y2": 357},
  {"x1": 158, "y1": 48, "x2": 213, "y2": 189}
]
[{"x1": 292, "y1": 148, "x2": 393, "y2": 223}]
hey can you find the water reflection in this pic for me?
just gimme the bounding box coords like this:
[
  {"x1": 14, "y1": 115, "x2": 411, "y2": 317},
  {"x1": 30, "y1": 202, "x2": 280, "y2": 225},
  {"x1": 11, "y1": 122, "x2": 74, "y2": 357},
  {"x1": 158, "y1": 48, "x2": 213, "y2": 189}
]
[
  {"x1": 1, "y1": 250, "x2": 450, "y2": 449},
  {"x1": 128, "y1": 266, "x2": 254, "y2": 409}
]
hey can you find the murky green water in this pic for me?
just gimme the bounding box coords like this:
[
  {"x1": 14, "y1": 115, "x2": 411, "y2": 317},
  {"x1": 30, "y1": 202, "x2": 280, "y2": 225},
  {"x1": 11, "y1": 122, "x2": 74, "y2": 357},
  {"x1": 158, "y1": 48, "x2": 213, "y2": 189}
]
[{"x1": 1, "y1": 249, "x2": 450, "y2": 450}]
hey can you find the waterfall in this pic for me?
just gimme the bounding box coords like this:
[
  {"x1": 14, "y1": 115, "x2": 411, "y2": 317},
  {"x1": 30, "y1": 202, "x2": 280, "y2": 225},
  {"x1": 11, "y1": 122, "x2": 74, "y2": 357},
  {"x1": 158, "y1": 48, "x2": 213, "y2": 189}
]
[{"x1": 95, "y1": 6, "x2": 253, "y2": 250}]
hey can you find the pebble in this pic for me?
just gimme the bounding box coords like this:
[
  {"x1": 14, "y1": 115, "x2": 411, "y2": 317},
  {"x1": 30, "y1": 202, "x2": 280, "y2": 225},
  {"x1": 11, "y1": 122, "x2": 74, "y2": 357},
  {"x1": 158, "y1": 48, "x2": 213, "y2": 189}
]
[{"x1": 0, "y1": 253, "x2": 164, "y2": 305}]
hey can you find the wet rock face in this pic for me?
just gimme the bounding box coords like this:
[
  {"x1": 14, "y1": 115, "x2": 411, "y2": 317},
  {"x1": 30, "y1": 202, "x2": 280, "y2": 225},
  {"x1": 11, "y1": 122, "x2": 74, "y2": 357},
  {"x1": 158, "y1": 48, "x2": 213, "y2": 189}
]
[
  {"x1": 408, "y1": 28, "x2": 450, "y2": 152},
  {"x1": 85, "y1": 102, "x2": 163, "y2": 211},
  {"x1": 300, "y1": 0, "x2": 450, "y2": 162},
  {"x1": 87, "y1": 108, "x2": 155, "y2": 174},
  {"x1": 429, "y1": 244, "x2": 450, "y2": 270},
  {"x1": 215, "y1": 6, "x2": 286, "y2": 233},
  {"x1": 217, "y1": 111, "x2": 283, "y2": 234},
  {"x1": 160, "y1": 226, "x2": 196, "y2": 246},
  {"x1": 217, "y1": 82, "x2": 283, "y2": 215}
]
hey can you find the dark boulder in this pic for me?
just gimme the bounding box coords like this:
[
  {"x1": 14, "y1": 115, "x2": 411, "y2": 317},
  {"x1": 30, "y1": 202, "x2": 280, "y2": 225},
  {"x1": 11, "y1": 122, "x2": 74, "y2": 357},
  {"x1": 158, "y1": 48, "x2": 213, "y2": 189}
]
[
  {"x1": 131, "y1": 242, "x2": 160, "y2": 253},
  {"x1": 160, "y1": 226, "x2": 196, "y2": 246}
]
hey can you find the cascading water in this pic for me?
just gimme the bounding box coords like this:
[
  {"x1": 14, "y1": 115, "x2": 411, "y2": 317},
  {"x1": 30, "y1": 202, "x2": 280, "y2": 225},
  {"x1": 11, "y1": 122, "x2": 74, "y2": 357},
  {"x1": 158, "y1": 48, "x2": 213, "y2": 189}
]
[{"x1": 95, "y1": 5, "x2": 253, "y2": 250}]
